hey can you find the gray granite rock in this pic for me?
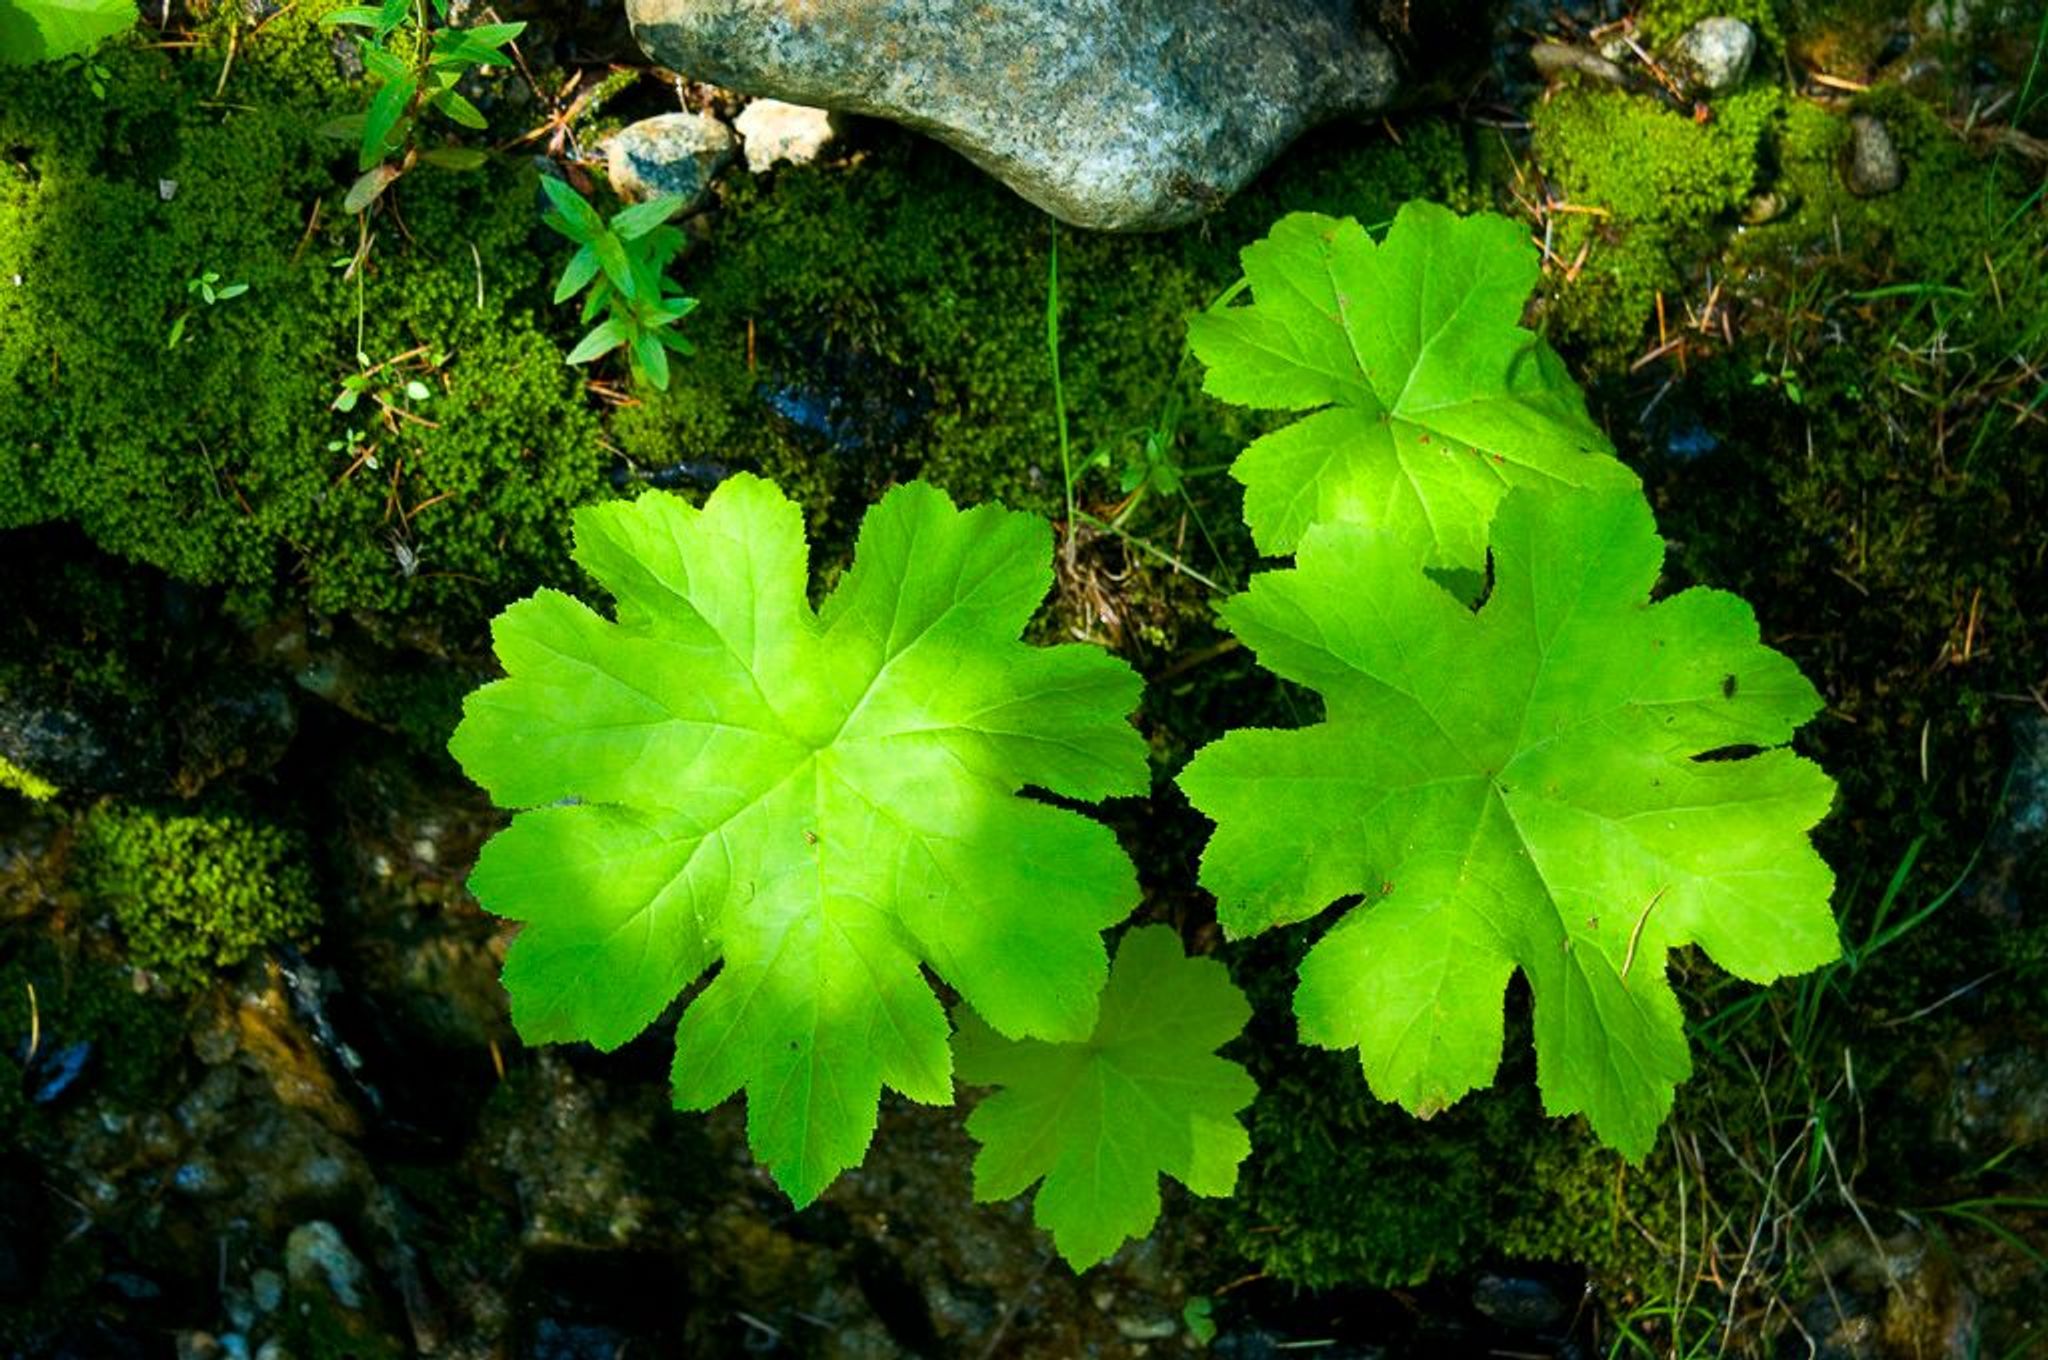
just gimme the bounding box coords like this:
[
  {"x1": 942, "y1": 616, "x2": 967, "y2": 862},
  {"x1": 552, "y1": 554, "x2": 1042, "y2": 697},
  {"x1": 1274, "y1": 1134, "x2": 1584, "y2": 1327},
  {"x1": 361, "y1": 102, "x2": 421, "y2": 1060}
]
[
  {"x1": 1672, "y1": 16, "x2": 1757, "y2": 92},
  {"x1": 604, "y1": 111, "x2": 734, "y2": 209},
  {"x1": 624, "y1": 0, "x2": 1404, "y2": 230}
]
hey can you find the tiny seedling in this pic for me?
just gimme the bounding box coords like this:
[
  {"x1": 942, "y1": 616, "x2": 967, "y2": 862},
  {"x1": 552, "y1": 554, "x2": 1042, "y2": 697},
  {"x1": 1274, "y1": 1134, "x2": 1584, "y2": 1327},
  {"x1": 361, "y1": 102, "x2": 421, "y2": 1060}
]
[
  {"x1": 62, "y1": 50, "x2": 112, "y2": 97},
  {"x1": 540, "y1": 176, "x2": 699, "y2": 390},
  {"x1": 330, "y1": 346, "x2": 441, "y2": 417},
  {"x1": 325, "y1": 425, "x2": 375, "y2": 471},
  {"x1": 332, "y1": 370, "x2": 432, "y2": 415},
  {"x1": 327, "y1": 346, "x2": 443, "y2": 480},
  {"x1": 166, "y1": 269, "x2": 248, "y2": 349},
  {"x1": 319, "y1": 0, "x2": 524, "y2": 213}
]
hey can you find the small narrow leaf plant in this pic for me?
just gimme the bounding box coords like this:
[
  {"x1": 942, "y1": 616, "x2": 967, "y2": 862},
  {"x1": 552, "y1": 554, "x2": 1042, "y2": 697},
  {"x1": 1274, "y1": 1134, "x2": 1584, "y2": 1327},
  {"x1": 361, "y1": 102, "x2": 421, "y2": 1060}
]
[
  {"x1": 540, "y1": 176, "x2": 699, "y2": 390},
  {"x1": 319, "y1": 0, "x2": 524, "y2": 213},
  {"x1": 450, "y1": 198, "x2": 1837, "y2": 1270}
]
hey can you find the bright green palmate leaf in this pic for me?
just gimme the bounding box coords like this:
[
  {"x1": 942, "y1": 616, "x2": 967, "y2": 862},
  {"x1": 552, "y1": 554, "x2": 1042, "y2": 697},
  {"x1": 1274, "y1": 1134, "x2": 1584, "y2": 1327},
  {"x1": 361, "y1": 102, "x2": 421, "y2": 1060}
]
[
  {"x1": 0, "y1": 0, "x2": 134, "y2": 63},
  {"x1": 1188, "y1": 201, "x2": 1633, "y2": 568},
  {"x1": 1178, "y1": 487, "x2": 1838, "y2": 1158},
  {"x1": 451, "y1": 476, "x2": 1148, "y2": 1204},
  {"x1": 954, "y1": 926, "x2": 1256, "y2": 1269}
]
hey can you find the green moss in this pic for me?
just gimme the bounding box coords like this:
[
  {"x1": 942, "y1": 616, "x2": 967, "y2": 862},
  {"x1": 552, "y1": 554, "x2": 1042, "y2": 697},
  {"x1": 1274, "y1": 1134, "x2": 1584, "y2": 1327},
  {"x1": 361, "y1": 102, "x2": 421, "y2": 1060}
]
[
  {"x1": 1532, "y1": 83, "x2": 1781, "y2": 364},
  {"x1": 1631, "y1": 83, "x2": 2047, "y2": 902},
  {"x1": 1639, "y1": 0, "x2": 1785, "y2": 50},
  {"x1": 1490, "y1": 1123, "x2": 1684, "y2": 1283},
  {"x1": 1225, "y1": 1044, "x2": 1506, "y2": 1287},
  {"x1": 1223, "y1": 1045, "x2": 1687, "y2": 1293},
  {"x1": 0, "y1": 755, "x2": 57, "y2": 801},
  {"x1": 2, "y1": 5, "x2": 1473, "y2": 624},
  {"x1": 74, "y1": 803, "x2": 321, "y2": 990},
  {"x1": 0, "y1": 7, "x2": 604, "y2": 625},
  {"x1": 0, "y1": 949, "x2": 186, "y2": 1103},
  {"x1": 1743, "y1": 88, "x2": 2047, "y2": 358}
]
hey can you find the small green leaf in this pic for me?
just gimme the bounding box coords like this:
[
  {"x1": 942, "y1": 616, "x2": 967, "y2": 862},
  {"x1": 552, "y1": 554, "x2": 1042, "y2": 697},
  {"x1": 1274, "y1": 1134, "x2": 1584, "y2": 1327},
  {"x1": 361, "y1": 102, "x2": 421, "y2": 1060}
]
[
  {"x1": 360, "y1": 73, "x2": 418, "y2": 171},
  {"x1": 360, "y1": 45, "x2": 407, "y2": 82},
  {"x1": 214, "y1": 282, "x2": 247, "y2": 301},
  {"x1": 315, "y1": 4, "x2": 382, "y2": 26},
  {"x1": 373, "y1": 0, "x2": 405, "y2": 36},
  {"x1": 538, "y1": 176, "x2": 605, "y2": 243},
  {"x1": 590, "y1": 230, "x2": 634, "y2": 300},
  {"x1": 550, "y1": 245, "x2": 600, "y2": 304},
  {"x1": 403, "y1": 379, "x2": 432, "y2": 401},
  {"x1": 631, "y1": 329, "x2": 669, "y2": 390},
  {"x1": 432, "y1": 88, "x2": 487, "y2": 129},
  {"x1": 609, "y1": 194, "x2": 686, "y2": 241},
  {"x1": 460, "y1": 19, "x2": 524, "y2": 46},
  {"x1": 316, "y1": 113, "x2": 368, "y2": 143},
  {"x1": 1189, "y1": 202, "x2": 1635, "y2": 566},
  {"x1": 955, "y1": 926, "x2": 1256, "y2": 1270},
  {"x1": 1178, "y1": 486, "x2": 1840, "y2": 1158},
  {"x1": 1184, "y1": 1298, "x2": 1217, "y2": 1346},
  {"x1": 430, "y1": 20, "x2": 521, "y2": 63},
  {"x1": 430, "y1": 30, "x2": 516, "y2": 67},
  {"x1": 563, "y1": 317, "x2": 626, "y2": 365},
  {"x1": 343, "y1": 163, "x2": 401, "y2": 215}
]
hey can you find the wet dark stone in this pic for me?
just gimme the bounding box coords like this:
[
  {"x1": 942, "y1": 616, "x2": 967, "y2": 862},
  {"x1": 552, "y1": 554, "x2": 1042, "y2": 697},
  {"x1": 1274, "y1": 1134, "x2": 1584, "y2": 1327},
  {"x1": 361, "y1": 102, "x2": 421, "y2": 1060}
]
[
  {"x1": 0, "y1": 1157, "x2": 49, "y2": 1302},
  {"x1": 22, "y1": 1038, "x2": 92, "y2": 1105},
  {"x1": 1471, "y1": 1272, "x2": 1568, "y2": 1330},
  {"x1": 171, "y1": 676, "x2": 298, "y2": 796},
  {"x1": 1664, "y1": 421, "x2": 1722, "y2": 461},
  {"x1": 530, "y1": 1317, "x2": 634, "y2": 1360},
  {"x1": 1963, "y1": 711, "x2": 2048, "y2": 925},
  {"x1": 515, "y1": 1251, "x2": 696, "y2": 1355},
  {"x1": 0, "y1": 692, "x2": 150, "y2": 795},
  {"x1": 610, "y1": 458, "x2": 733, "y2": 491}
]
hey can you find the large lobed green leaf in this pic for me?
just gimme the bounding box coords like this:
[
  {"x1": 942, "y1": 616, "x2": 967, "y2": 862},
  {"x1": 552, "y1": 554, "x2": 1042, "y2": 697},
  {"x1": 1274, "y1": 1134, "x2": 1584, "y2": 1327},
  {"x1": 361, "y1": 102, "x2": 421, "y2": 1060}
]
[
  {"x1": 1189, "y1": 201, "x2": 1633, "y2": 568},
  {"x1": 1178, "y1": 487, "x2": 1839, "y2": 1158},
  {"x1": 0, "y1": 0, "x2": 134, "y2": 63},
  {"x1": 451, "y1": 476, "x2": 1149, "y2": 1204},
  {"x1": 954, "y1": 925, "x2": 1256, "y2": 1269}
]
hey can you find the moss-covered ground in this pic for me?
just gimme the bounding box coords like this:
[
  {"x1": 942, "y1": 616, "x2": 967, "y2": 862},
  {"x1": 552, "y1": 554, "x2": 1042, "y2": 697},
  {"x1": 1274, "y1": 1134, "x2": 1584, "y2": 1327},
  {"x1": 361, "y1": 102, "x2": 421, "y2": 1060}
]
[{"x1": 1, "y1": 0, "x2": 2044, "y2": 1350}]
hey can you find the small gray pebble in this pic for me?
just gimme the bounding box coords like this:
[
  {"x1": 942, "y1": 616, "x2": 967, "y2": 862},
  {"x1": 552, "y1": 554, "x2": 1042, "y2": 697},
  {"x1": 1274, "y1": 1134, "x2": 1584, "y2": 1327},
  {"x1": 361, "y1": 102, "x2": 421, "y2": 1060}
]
[{"x1": 1845, "y1": 114, "x2": 1903, "y2": 195}]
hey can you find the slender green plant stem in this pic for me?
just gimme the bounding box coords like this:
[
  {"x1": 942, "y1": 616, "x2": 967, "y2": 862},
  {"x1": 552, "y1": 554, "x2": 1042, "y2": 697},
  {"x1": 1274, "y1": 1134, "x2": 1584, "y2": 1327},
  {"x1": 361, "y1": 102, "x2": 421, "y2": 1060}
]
[{"x1": 1046, "y1": 223, "x2": 1075, "y2": 567}]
